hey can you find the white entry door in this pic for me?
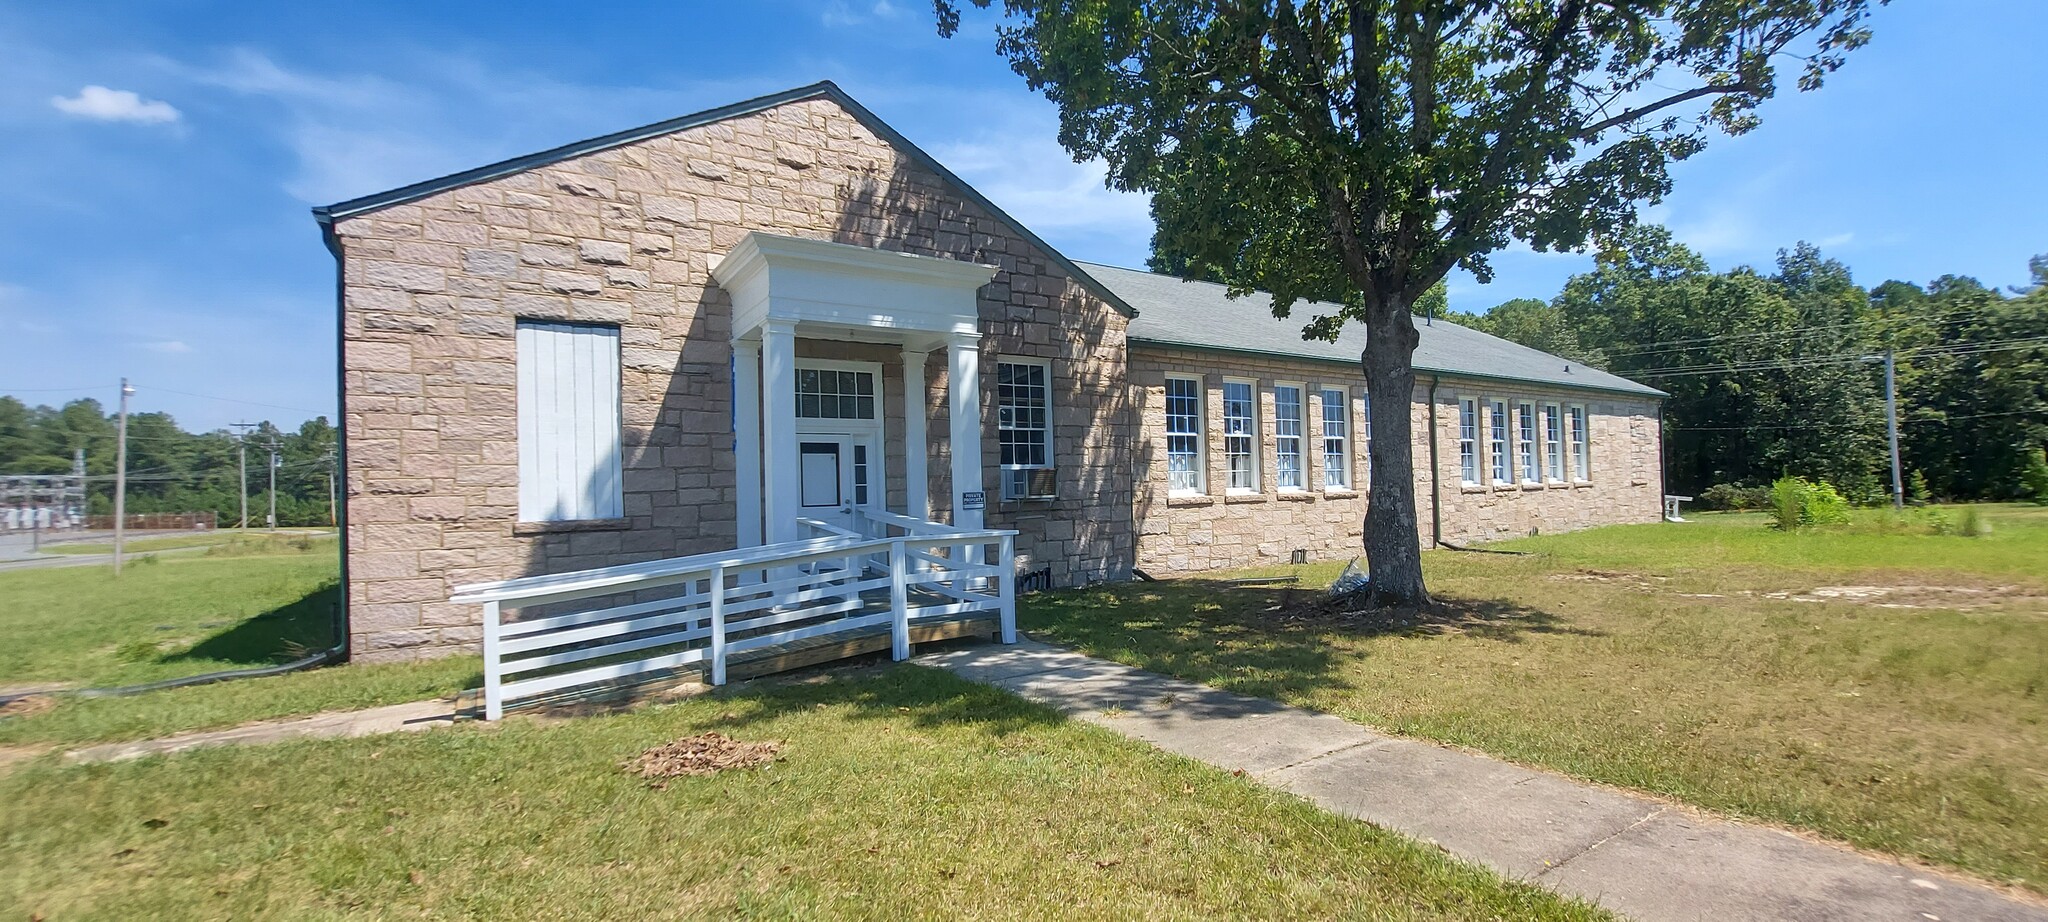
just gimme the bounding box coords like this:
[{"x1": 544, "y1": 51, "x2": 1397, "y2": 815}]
[{"x1": 796, "y1": 434, "x2": 873, "y2": 534}]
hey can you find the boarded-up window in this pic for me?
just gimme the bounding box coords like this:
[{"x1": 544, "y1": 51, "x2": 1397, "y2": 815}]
[{"x1": 516, "y1": 321, "x2": 623, "y2": 522}]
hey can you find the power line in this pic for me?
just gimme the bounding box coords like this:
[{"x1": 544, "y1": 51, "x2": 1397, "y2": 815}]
[
  {"x1": 1629, "y1": 335, "x2": 2048, "y2": 378},
  {"x1": 0, "y1": 384, "x2": 117, "y2": 393},
  {"x1": 136, "y1": 384, "x2": 329, "y2": 416},
  {"x1": 1666, "y1": 409, "x2": 2044, "y2": 432}
]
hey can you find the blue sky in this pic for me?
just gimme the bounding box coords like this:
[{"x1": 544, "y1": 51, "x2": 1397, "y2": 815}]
[{"x1": 2, "y1": 1, "x2": 2042, "y2": 432}]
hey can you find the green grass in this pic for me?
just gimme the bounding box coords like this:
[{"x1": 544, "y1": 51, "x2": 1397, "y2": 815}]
[
  {"x1": 0, "y1": 538, "x2": 342, "y2": 688},
  {"x1": 0, "y1": 655, "x2": 481, "y2": 747},
  {"x1": 1, "y1": 666, "x2": 1605, "y2": 921},
  {"x1": 1025, "y1": 503, "x2": 2048, "y2": 893}
]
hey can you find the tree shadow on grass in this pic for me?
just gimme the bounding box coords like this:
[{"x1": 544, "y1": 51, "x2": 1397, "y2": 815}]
[
  {"x1": 1019, "y1": 579, "x2": 1601, "y2": 702},
  {"x1": 157, "y1": 581, "x2": 341, "y2": 670}
]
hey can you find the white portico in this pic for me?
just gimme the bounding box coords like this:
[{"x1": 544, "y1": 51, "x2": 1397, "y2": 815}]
[{"x1": 710, "y1": 232, "x2": 999, "y2": 547}]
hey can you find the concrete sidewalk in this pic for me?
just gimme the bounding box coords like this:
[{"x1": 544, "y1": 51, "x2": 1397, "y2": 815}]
[
  {"x1": 919, "y1": 640, "x2": 2046, "y2": 922},
  {"x1": 63, "y1": 698, "x2": 476, "y2": 764}
]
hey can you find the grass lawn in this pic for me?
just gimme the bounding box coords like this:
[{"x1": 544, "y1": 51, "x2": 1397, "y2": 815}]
[
  {"x1": 1025, "y1": 504, "x2": 2048, "y2": 893},
  {"x1": 38, "y1": 531, "x2": 320, "y2": 556},
  {"x1": 0, "y1": 537, "x2": 342, "y2": 689},
  {"x1": 1, "y1": 666, "x2": 1605, "y2": 921}
]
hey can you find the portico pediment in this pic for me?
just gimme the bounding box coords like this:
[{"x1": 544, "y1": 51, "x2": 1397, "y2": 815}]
[{"x1": 710, "y1": 232, "x2": 997, "y2": 349}]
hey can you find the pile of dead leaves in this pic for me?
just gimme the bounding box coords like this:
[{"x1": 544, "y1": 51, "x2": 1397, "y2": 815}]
[
  {"x1": 0, "y1": 695, "x2": 56, "y2": 720},
  {"x1": 621, "y1": 732, "x2": 783, "y2": 788}
]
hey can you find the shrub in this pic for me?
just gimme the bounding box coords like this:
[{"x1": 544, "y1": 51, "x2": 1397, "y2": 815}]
[
  {"x1": 1698, "y1": 483, "x2": 1769, "y2": 511},
  {"x1": 1767, "y1": 476, "x2": 1852, "y2": 530},
  {"x1": 1906, "y1": 470, "x2": 1931, "y2": 506},
  {"x1": 2024, "y1": 449, "x2": 2048, "y2": 506},
  {"x1": 1957, "y1": 506, "x2": 1990, "y2": 537}
]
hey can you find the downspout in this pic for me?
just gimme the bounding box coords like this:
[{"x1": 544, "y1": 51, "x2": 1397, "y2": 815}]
[
  {"x1": 1655, "y1": 398, "x2": 1668, "y2": 521},
  {"x1": 1426, "y1": 374, "x2": 1443, "y2": 547},
  {"x1": 316, "y1": 209, "x2": 353, "y2": 662}
]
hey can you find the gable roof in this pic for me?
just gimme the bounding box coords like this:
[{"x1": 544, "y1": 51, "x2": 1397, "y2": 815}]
[
  {"x1": 1081, "y1": 261, "x2": 1665, "y2": 399},
  {"x1": 310, "y1": 81, "x2": 1134, "y2": 317}
]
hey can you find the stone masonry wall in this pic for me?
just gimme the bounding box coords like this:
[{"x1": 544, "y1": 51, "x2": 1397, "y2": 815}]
[
  {"x1": 1131, "y1": 344, "x2": 1661, "y2": 574},
  {"x1": 332, "y1": 95, "x2": 1134, "y2": 661}
]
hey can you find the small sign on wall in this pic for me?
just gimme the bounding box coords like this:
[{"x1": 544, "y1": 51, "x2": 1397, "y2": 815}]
[{"x1": 960, "y1": 491, "x2": 985, "y2": 511}]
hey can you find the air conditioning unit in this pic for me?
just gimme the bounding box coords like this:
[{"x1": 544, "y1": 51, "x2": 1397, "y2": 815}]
[{"x1": 1005, "y1": 467, "x2": 1058, "y2": 501}]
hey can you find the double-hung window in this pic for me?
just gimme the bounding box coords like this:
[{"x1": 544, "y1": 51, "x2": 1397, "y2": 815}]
[
  {"x1": 1542, "y1": 402, "x2": 1564, "y2": 482},
  {"x1": 1488, "y1": 398, "x2": 1511, "y2": 485},
  {"x1": 1222, "y1": 379, "x2": 1258, "y2": 492},
  {"x1": 1516, "y1": 400, "x2": 1539, "y2": 483},
  {"x1": 996, "y1": 359, "x2": 1054, "y2": 500},
  {"x1": 1164, "y1": 377, "x2": 1205, "y2": 494},
  {"x1": 1273, "y1": 384, "x2": 1305, "y2": 491},
  {"x1": 516, "y1": 321, "x2": 623, "y2": 523},
  {"x1": 1457, "y1": 397, "x2": 1479, "y2": 485},
  {"x1": 1569, "y1": 404, "x2": 1591, "y2": 481},
  {"x1": 1320, "y1": 388, "x2": 1349, "y2": 491}
]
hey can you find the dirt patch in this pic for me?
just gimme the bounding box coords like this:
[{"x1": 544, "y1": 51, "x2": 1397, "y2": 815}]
[
  {"x1": 622, "y1": 732, "x2": 783, "y2": 787},
  {"x1": 0, "y1": 694, "x2": 56, "y2": 720},
  {"x1": 1549, "y1": 569, "x2": 1668, "y2": 589},
  {"x1": 1764, "y1": 585, "x2": 2040, "y2": 610}
]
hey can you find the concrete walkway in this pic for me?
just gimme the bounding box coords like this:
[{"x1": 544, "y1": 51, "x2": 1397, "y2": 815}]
[
  {"x1": 919, "y1": 640, "x2": 2047, "y2": 922},
  {"x1": 63, "y1": 698, "x2": 475, "y2": 764}
]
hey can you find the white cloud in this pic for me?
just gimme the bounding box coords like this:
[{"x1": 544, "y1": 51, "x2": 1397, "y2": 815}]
[
  {"x1": 932, "y1": 127, "x2": 1152, "y2": 238},
  {"x1": 142, "y1": 339, "x2": 191, "y2": 353},
  {"x1": 822, "y1": 0, "x2": 904, "y2": 26},
  {"x1": 1815, "y1": 232, "x2": 1855, "y2": 249},
  {"x1": 50, "y1": 85, "x2": 181, "y2": 124}
]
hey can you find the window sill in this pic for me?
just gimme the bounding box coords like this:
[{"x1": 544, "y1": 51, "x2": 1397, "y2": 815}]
[
  {"x1": 1572, "y1": 480, "x2": 1594, "y2": 489},
  {"x1": 1276, "y1": 490, "x2": 1315, "y2": 502},
  {"x1": 1166, "y1": 493, "x2": 1215, "y2": 507},
  {"x1": 512, "y1": 518, "x2": 633, "y2": 536},
  {"x1": 1520, "y1": 483, "x2": 1546, "y2": 492},
  {"x1": 1321, "y1": 489, "x2": 1359, "y2": 498},
  {"x1": 1461, "y1": 483, "x2": 1490, "y2": 494},
  {"x1": 1224, "y1": 492, "x2": 1268, "y2": 504}
]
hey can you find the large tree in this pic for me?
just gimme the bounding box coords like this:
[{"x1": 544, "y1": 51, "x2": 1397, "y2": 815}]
[{"x1": 938, "y1": 0, "x2": 1883, "y2": 605}]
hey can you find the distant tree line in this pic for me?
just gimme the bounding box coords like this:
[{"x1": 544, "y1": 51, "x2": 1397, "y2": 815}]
[
  {"x1": 1454, "y1": 228, "x2": 2048, "y2": 504},
  {"x1": 0, "y1": 398, "x2": 338, "y2": 527}
]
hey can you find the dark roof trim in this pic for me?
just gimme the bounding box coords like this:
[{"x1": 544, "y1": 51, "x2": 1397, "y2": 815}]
[
  {"x1": 1126, "y1": 335, "x2": 1670, "y2": 400},
  {"x1": 310, "y1": 80, "x2": 1135, "y2": 318}
]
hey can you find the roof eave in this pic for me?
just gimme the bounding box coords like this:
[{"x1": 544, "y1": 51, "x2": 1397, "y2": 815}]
[{"x1": 1125, "y1": 335, "x2": 1667, "y2": 400}]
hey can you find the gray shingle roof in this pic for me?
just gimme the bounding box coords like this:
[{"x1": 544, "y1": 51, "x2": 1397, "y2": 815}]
[{"x1": 1078, "y1": 261, "x2": 1664, "y2": 398}]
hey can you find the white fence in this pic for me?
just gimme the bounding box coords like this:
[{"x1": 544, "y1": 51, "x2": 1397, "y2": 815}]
[{"x1": 450, "y1": 513, "x2": 1018, "y2": 720}]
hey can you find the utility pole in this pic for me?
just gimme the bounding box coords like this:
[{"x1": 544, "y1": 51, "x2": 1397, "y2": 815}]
[
  {"x1": 266, "y1": 437, "x2": 280, "y2": 532},
  {"x1": 1885, "y1": 347, "x2": 1903, "y2": 510},
  {"x1": 230, "y1": 422, "x2": 255, "y2": 530},
  {"x1": 113, "y1": 378, "x2": 133, "y2": 576},
  {"x1": 324, "y1": 451, "x2": 337, "y2": 526}
]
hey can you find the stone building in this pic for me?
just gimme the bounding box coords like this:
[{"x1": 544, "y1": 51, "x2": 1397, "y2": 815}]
[{"x1": 315, "y1": 82, "x2": 1665, "y2": 662}]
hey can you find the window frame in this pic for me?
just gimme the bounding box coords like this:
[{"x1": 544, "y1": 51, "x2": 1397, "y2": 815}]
[
  {"x1": 1320, "y1": 387, "x2": 1350, "y2": 492},
  {"x1": 1488, "y1": 398, "x2": 1511, "y2": 485},
  {"x1": 1221, "y1": 377, "x2": 1260, "y2": 494},
  {"x1": 1273, "y1": 382, "x2": 1306, "y2": 492},
  {"x1": 1516, "y1": 399, "x2": 1539, "y2": 484},
  {"x1": 1542, "y1": 401, "x2": 1564, "y2": 483},
  {"x1": 1164, "y1": 375, "x2": 1207, "y2": 496},
  {"x1": 1569, "y1": 403, "x2": 1591, "y2": 482},
  {"x1": 1359, "y1": 389, "x2": 1373, "y2": 488},
  {"x1": 995, "y1": 357, "x2": 1055, "y2": 501},
  {"x1": 1457, "y1": 396, "x2": 1480, "y2": 486}
]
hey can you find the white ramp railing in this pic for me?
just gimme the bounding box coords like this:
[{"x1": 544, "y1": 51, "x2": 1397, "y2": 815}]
[{"x1": 450, "y1": 523, "x2": 1017, "y2": 720}]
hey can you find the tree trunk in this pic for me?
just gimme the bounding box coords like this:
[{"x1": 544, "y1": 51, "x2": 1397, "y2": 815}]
[{"x1": 1362, "y1": 306, "x2": 1433, "y2": 608}]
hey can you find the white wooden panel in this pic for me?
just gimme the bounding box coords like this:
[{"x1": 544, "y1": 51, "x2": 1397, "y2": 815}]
[{"x1": 517, "y1": 321, "x2": 623, "y2": 522}]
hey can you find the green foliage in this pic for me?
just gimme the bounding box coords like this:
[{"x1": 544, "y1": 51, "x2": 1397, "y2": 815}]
[
  {"x1": 1906, "y1": 470, "x2": 1931, "y2": 506},
  {"x1": 1453, "y1": 297, "x2": 1605, "y2": 365},
  {"x1": 1768, "y1": 476, "x2": 1852, "y2": 530},
  {"x1": 1956, "y1": 506, "x2": 1989, "y2": 538},
  {"x1": 1697, "y1": 483, "x2": 1768, "y2": 511},
  {"x1": 0, "y1": 397, "x2": 335, "y2": 526},
  {"x1": 2023, "y1": 449, "x2": 2048, "y2": 506}
]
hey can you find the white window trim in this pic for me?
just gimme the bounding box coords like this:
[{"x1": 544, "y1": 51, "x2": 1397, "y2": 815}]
[
  {"x1": 1569, "y1": 403, "x2": 1592, "y2": 482},
  {"x1": 995, "y1": 356, "x2": 1054, "y2": 501},
  {"x1": 1273, "y1": 381, "x2": 1307, "y2": 492},
  {"x1": 1164, "y1": 375, "x2": 1207, "y2": 496},
  {"x1": 1542, "y1": 401, "x2": 1565, "y2": 483},
  {"x1": 1222, "y1": 377, "x2": 1261, "y2": 494},
  {"x1": 1457, "y1": 396, "x2": 1480, "y2": 486},
  {"x1": 1516, "y1": 399, "x2": 1539, "y2": 484},
  {"x1": 1319, "y1": 387, "x2": 1350, "y2": 492},
  {"x1": 1488, "y1": 397, "x2": 1511, "y2": 486},
  {"x1": 1359, "y1": 389, "x2": 1373, "y2": 488}
]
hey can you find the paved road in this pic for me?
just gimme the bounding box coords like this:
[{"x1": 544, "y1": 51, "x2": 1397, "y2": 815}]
[{"x1": 919, "y1": 640, "x2": 2048, "y2": 922}]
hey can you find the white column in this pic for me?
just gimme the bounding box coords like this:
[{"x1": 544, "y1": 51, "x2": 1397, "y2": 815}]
[
  {"x1": 902, "y1": 347, "x2": 930, "y2": 521},
  {"x1": 947, "y1": 332, "x2": 984, "y2": 535},
  {"x1": 761, "y1": 320, "x2": 799, "y2": 545},
  {"x1": 733, "y1": 340, "x2": 762, "y2": 549}
]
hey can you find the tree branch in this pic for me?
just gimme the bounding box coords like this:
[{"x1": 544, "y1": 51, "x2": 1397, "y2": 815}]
[{"x1": 1575, "y1": 82, "x2": 1759, "y2": 139}]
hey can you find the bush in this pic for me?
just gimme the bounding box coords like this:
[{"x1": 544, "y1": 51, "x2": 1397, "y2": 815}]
[
  {"x1": 1697, "y1": 483, "x2": 1769, "y2": 511},
  {"x1": 1767, "y1": 476, "x2": 1852, "y2": 530},
  {"x1": 1957, "y1": 506, "x2": 1991, "y2": 537},
  {"x1": 2024, "y1": 449, "x2": 2048, "y2": 506}
]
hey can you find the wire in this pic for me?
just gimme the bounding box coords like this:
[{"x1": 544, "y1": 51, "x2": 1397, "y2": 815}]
[
  {"x1": 0, "y1": 384, "x2": 117, "y2": 394},
  {"x1": 137, "y1": 385, "x2": 329, "y2": 416},
  {"x1": 1629, "y1": 336, "x2": 2048, "y2": 378},
  {"x1": 1666, "y1": 409, "x2": 2045, "y2": 432}
]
